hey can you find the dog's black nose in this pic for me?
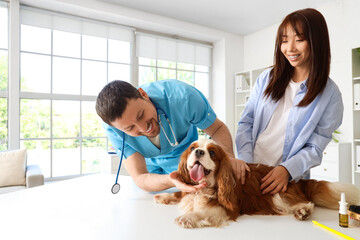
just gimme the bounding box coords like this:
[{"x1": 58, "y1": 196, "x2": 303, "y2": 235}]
[{"x1": 195, "y1": 149, "x2": 205, "y2": 158}]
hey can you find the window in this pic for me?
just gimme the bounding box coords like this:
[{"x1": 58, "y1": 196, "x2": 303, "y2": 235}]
[
  {"x1": 136, "y1": 33, "x2": 212, "y2": 98},
  {"x1": 138, "y1": 58, "x2": 210, "y2": 99},
  {"x1": 5, "y1": 6, "x2": 213, "y2": 180},
  {"x1": 19, "y1": 8, "x2": 133, "y2": 178},
  {"x1": 0, "y1": 3, "x2": 8, "y2": 151}
]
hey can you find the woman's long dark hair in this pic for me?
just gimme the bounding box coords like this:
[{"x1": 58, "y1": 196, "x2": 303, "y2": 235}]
[{"x1": 264, "y1": 8, "x2": 331, "y2": 107}]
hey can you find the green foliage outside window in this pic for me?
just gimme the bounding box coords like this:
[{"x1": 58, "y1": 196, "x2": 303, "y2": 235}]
[
  {"x1": 0, "y1": 54, "x2": 8, "y2": 150},
  {"x1": 0, "y1": 54, "x2": 7, "y2": 91}
]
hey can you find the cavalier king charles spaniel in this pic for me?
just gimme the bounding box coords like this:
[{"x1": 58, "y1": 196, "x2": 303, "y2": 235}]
[{"x1": 154, "y1": 139, "x2": 360, "y2": 228}]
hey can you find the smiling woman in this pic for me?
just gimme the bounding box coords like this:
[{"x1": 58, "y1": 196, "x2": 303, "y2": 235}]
[
  {"x1": 280, "y1": 25, "x2": 311, "y2": 75},
  {"x1": 236, "y1": 8, "x2": 343, "y2": 195}
]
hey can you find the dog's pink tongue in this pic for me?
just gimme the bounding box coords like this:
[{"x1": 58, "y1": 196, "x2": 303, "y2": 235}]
[{"x1": 190, "y1": 163, "x2": 204, "y2": 182}]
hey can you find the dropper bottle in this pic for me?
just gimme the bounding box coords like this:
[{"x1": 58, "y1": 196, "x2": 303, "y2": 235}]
[{"x1": 339, "y1": 192, "x2": 349, "y2": 228}]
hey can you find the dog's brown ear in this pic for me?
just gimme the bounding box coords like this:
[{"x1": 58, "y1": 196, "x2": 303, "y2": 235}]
[
  {"x1": 178, "y1": 148, "x2": 192, "y2": 184},
  {"x1": 216, "y1": 147, "x2": 238, "y2": 212}
]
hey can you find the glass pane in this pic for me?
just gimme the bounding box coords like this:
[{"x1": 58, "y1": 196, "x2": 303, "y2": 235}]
[
  {"x1": 0, "y1": 7, "x2": 8, "y2": 49},
  {"x1": 139, "y1": 66, "x2": 156, "y2": 86},
  {"x1": 82, "y1": 35, "x2": 107, "y2": 61},
  {"x1": 21, "y1": 53, "x2": 51, "y2": 93},
  {"x1": 82, "y1": 101, "x2": 105, "y2": 137},
  {"x1": 0, "y1": 140, "x2": 6, "y2": 151},
  {"x1": 53, "y1": 139, "x2": 80, "y2": 177},
  {"x1": 20, "y1": 140, "x2": 50, "y2": 178},
  {"x1": 108, "y1": 39, "x2": 130, "y2": 64},
  {"x1": 177, "y1": 71, "x2": 194, "y2": 86},
  {"x1": 53, "y1": 57, "x2": 80, "y2": 94},
  {"x1": 108, "y1": 63, "x2": 130, "y2": 83},
  {"x1": 82, "y1": 138, "x2": 107, "y2": 174},
  {"x1": 20, "y1": 99, "x2": 51, "y2": 139},
  {"x1": 138, "y1": 57, "x2": 156, "y2": 66},
  {"x1": 177, "y1": 62, "x2": 194, "y2": 71},
  {"x1": 195, "y1": 72, "x2": 209, "y2": 99},
  {"x1": 53, "y1": 100, "x2": 80, "y2": 138},
  {"x1": 0, "y1": 50, "x2": 8, "y2": 91},
  {"x1": 21, "y1": 25, "x2": 51, "y2": 54},
  {"x1": 82, "y1": 60, "x2": 106, "y2": 96},
  {"x1": 0, "y1": 98, "x2": 7, "y2": 150},
  {"x1": 195, "y1": 65, "x2": 209, "y2": 72},
  {"x1": 158, "y1": 60, "x2": 176, "y2": 68},
  {"x1": 53, "y1": 30, "x2": 80, "y2": 58},
  {"x1": 158, "y1": 68, "x2": 176, "y2": 81}
]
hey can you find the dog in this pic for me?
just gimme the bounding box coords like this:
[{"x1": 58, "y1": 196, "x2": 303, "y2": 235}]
[{"x1": 154, "y1": 139, "x2": 360, "y2": 228}]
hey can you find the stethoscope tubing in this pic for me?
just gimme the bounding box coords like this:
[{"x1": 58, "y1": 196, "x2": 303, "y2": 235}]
[
  {"x1": 156, "y1": 107, "x2": 179, "y2": 147},
  {"x1": 112, "y1": 132, "x2": 125, "y2": 194},
  {"x1": 115, "y1": 132, "x2": 125, "y2": 184}
]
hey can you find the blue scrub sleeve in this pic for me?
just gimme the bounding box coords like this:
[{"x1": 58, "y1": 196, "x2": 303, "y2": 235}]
[{"x1": 185, "y1": 87, "x2": 217, "y2": 130}]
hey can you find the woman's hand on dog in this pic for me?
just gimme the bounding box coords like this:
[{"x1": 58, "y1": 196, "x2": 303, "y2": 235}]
[
  {"x1": 169, "y1": 171, "x2": 207, "y2": 192},
  {"x1": 229, "y1": 157, "x2": 250, "y2": 185},
  {"x1": 260, "y1": 166, "x2": 290, "y2": 195}
]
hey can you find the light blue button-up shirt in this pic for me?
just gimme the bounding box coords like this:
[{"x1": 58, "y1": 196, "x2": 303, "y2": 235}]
[
  {"x1": 104, "y1": 80, "x2": 217, "y2": 174},
  {"x1": 236, "y1": 68, "x2": 343, "y2": 181}
]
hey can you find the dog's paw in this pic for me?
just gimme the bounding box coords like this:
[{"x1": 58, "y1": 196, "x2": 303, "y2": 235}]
[
  {"x1": 294, "y1": 203, "x2": 314, "y2": 220},
  {"x1": 154, "y1": 193, "x2": 179, "y2": 205},
  {"x1": 175, "y1": 215, "x2": 198, "y2": 228}
]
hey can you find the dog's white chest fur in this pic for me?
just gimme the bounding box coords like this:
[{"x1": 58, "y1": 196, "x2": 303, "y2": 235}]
[{"x1": 179, "y1": 192, "x2": 211, "y2": 213}]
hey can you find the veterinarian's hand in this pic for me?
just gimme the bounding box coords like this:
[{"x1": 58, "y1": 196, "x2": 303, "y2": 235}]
[
  {"x1": 260, "y1": 166, "x2": 290, "y2": 195},
  {"x1": 229, "y1": 157, "x2": 250, "y2": 185},
  {"x1": 169, "y1": 171, "x2": 207, "y2": 192}
]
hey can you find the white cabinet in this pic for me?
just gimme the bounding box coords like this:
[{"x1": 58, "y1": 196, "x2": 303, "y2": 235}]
[
  {"x1": 234, "y1": 68, "x2": 267, "y2": 136},
  {"x1": 310, "y1": 143, "x2": 351, "y2": 183},
  {"x1": 352, "y1": 47, "x2": 360, "y2": 187}
]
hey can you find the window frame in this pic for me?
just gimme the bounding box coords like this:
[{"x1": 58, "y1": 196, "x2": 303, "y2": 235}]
[
  {"x1": 17, "y1": 8, "x2": 133, "y2": 179},
  {"x1": 6, "y1": 2, "x2": 213, "y2": 180},
  {"x1": 0, "y1": 1, "x2": 9, "y2": 150}
]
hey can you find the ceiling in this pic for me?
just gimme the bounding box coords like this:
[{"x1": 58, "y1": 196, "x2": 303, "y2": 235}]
[{"x1": 101, "y1": 0, "x2": 334, "y2": 35}]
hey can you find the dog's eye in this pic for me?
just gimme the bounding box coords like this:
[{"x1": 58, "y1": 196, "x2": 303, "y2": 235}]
[
  {"x1": 191, "y1": 147, "x2": 195, "y2": 151},
  {"x1": 209, "y1": 150, "x2": 215, "y2": 157}
]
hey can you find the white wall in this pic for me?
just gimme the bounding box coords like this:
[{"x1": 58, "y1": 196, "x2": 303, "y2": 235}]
[
  {"x1": 243, "y1": 0, "x2": 360, "y2": 143},
  {"x1": 212, "y1": 36, "x2": 244, "y2": 139},
  {"x1": 21, "y1": 0, "x2": 244, "y2": 137}
]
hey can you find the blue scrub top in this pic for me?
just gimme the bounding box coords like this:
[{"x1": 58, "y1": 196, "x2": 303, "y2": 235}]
[{"x1": 104, "y1": 79, "x2": 217, "y2": 174}]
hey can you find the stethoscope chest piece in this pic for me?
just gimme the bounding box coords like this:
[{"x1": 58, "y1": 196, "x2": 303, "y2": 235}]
[{"x1": 111, "y1": 183, "x2": 120, "y2": 194}]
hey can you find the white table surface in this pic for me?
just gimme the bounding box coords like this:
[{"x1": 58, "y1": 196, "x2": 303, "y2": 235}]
[{"x1": 0, "y1": 174, "x2": 359, "y2": 240}]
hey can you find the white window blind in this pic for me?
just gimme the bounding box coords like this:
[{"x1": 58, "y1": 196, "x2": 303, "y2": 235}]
[
  {"x1": 136, "y1": 33, "x2": 212, "y2": 67},
  {"x1": 20, "y1": 7, "x2": 134, "y2": 43},
  {"x1": 18, "y1": 6, "x2": 134, "y2": 178}
]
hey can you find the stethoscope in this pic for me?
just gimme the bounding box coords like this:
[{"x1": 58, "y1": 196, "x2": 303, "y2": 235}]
[
  {"x1": 111, "y1": 106, "x2": 178, "y2": 194},
  {"x1": 111, "y1": 132, "x2": 125, "y2": 194},
  {"x1": 156, "y1": 107, "x2": 179, "y2": 147}
]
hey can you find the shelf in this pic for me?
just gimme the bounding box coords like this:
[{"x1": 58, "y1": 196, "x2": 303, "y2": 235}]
[
  {"x1": 354, "y1": 139, "x2": 360, "y2": 142},
  {"x1": 235, "y1": 104, "x2": 246, "y2": 107},
  {"x1": 354, "y1": 108, "x2": 360, "y2": 111},
  {"x1": 235, "y1": 90, "x2": 251, "y2": 93},
  {"x1": 353, "y1": 76, "x2": 360, "y2": 81}
]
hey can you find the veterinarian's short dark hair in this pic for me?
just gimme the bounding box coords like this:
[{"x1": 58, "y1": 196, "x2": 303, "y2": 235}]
[{"x1": 95, "y1": 80, "x2": 142, "y2": 125}]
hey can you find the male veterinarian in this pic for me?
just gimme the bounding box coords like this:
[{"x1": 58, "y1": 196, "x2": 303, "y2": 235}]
[{"x1": 96, "y1": 79, "x2": 249, "y2": 192}]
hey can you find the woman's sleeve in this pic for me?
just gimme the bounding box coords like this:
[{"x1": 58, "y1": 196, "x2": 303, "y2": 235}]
[{"x1": 235, "y1": 73, "x2": 265, "y2": 163}]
